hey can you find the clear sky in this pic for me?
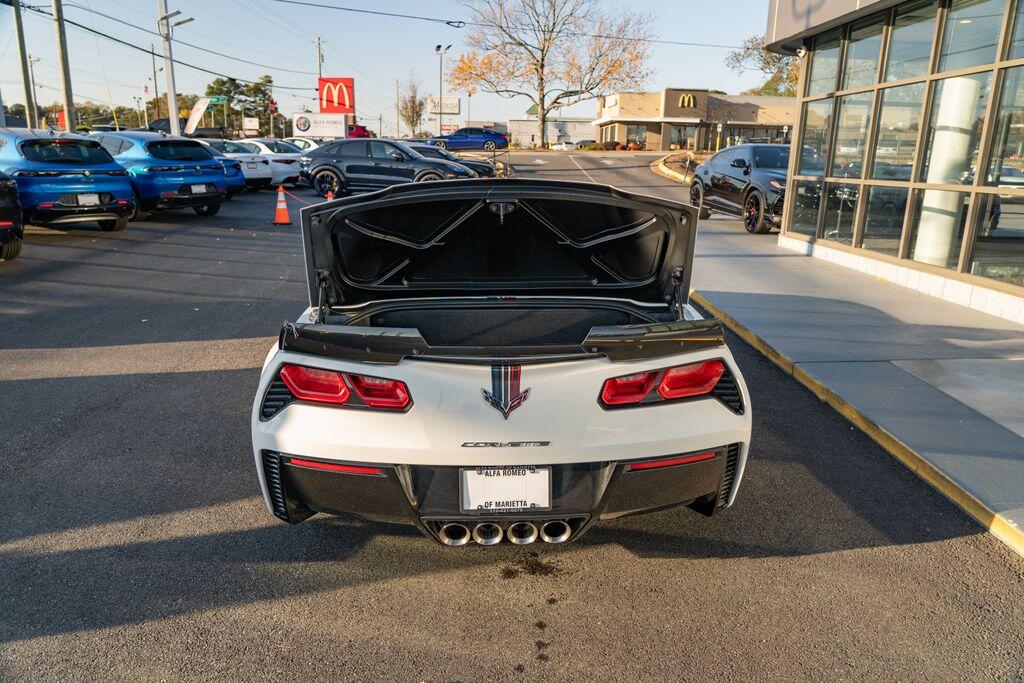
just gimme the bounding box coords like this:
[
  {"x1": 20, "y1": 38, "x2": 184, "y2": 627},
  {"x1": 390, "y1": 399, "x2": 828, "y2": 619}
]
[{"x1": 0, "y1": 0, "x2": 771, "y2": 132}]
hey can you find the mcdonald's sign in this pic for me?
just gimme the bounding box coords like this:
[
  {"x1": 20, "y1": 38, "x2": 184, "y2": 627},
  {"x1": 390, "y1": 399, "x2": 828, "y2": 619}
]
[
  {"x1": 318, "y1": 77, "x2": 355, "y2": 114},
  {"x1": 678, "y1": 92, "x2": 696, "y2": 109}
]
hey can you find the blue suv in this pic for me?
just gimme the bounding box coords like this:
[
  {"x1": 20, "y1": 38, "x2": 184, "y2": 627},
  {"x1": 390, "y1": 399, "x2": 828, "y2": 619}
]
[
  {"x1": 0, "y1": 128, "x2": 135, "y2": 231},
  {"x1": 427, "y1": 127, "x2": 509, "y2": 151},
  {"x1": 94, "y1": 132, "x2": 227, "y2": 219}
]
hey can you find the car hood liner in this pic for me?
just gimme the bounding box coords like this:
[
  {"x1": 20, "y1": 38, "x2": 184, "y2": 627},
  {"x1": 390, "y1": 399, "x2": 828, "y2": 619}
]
[{"x1": 298, "y1": 179, "x2": 698, "y2": 309}]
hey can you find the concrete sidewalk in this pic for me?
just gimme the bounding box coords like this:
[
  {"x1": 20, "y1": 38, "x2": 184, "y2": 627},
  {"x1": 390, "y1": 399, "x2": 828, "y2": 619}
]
[{"x1": 689, "y1": 216, "x2": 1024, "y2": 556}]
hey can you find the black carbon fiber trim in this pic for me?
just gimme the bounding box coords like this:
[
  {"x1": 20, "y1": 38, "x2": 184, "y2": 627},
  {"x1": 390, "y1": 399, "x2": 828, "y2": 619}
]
[
  {"x1": 261, "y1": 451, "x2": 290, "y2": 521},
  {"x1": 716, "y1": 443, "x2": 741, "y2": 508},
  {"x1": 259, "y1": 378, "x2": 294, "y2": 421},
  {"x1": 712, "y1": 370, "x2": 745, "y2": 414}
]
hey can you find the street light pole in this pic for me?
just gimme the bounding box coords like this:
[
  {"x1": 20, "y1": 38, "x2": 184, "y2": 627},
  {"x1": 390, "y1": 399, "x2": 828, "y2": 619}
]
[
  {"x1": 27, "y1": 55, "x2": 40, "y2": 125},
  {"x1": 150, "y1": 45, "x2": 161, "y2": 120},
  {"x1": 435, "y1": 44, "x2": 450, "y2": 137},
  {"x1": 156, "y1": 0, "x2": 193, "y2": 136}
]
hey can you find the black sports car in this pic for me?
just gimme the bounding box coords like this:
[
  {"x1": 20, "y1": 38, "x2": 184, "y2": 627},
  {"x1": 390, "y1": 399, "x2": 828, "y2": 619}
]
[
  {"x1": 690, "y1": 144, "x2": 788, "y2": 234},
  {"x1": 407, "y1": 143, "x2": 496, "y2": 178},
  {"x1": 298, "y1": 139, "x2": 475, "y2": 197},
  {"x1": 0, "y1": 170, "x2": 23, "y2": 262}
]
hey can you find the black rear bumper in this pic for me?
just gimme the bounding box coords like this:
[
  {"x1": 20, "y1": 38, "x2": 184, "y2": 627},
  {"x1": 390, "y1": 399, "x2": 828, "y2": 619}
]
[
  {"x1": 260, "y1": 444, "x2": 741, "y2": 544},
  {"x1": 26, "y1": 202, "x2": 132, "y2": 226}
]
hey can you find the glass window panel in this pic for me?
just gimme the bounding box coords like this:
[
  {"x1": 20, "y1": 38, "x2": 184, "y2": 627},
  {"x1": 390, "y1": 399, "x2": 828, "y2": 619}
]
[
  {"x1": 1009, "y1": 0, "x2": 1024, "y2": 58},
  {"x1": 906, "y1": 189, "x2": 969, "y2": 268},
  {"x1": 789, "y1": 180, "x2": 823, "y2": 237},
  {"x1": 861, "y1": 186, "x2": 910, "y2": 255},
  {"x1": 885, "y1": 1, "x2": 939, "y2": 82},
  {"x1": 872, "y1": 83, "x2": 926, "y2": 180},
  {"x1": 938, "y1": 0, "x2": 1005, "y2": 72},
  {"x1": 798, "y1": 98, "x2": 833, "y2": 175},
  {"x1": 842, "y1": 17, "x2": 885, "y2": 90},
  {"x1": 808, "y1": 29, "x2": 842, "y2": 96},
  {"x1": 985, "y1": 65, "x2": 1024, "y2": 187},
  {"x1": 821, "y1": 183, "x2": 860, "y2": 244},
  {"x1": 969, "y1": 193, "x2": 1024, "y2": 285},
  {"x1": 921, "y1": 72, "x2": 991, "y2": 184},
  {"x1": 830, "y1": 93, "x2": 873, "y2": 177}
]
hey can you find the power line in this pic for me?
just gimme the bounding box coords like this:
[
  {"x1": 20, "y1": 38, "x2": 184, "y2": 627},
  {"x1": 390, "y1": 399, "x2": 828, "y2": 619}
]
[
  {"x1": 265, "y1": 0, "x2": 744, "y2": 49},
  {"x1": 17, "y1": 3, "x2": 314, "y2": 91}
]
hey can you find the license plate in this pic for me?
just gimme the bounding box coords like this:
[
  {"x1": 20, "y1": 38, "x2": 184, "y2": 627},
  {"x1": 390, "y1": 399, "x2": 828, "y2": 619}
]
[
  {"x1": 78, "y1": 193, "x2": 99, "y2": 206},
  {"x1": 460, "y1": 466, "x2": 551, "y2": 512},
  {"x1": 246, "y1": 161, "x2": 257, "y2": 169},
  {"x1": 191, "y1": 184, "x2": 207, "y2": 194}
]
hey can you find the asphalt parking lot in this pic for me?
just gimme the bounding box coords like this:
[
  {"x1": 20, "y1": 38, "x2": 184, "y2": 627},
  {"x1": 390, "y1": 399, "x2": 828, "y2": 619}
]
[{"x1": 2, "y1": 156, "x2": 1024, "y2": 681}]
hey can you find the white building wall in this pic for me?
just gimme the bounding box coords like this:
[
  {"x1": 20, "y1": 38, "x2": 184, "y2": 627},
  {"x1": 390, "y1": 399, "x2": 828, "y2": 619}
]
[{"x1": 507, "y1": 118, "x2": 598, "y2": 148}]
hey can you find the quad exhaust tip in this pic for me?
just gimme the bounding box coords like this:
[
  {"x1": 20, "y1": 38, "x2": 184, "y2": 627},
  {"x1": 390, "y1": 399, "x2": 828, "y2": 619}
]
[
  {"x1": 438, "y1": 522, "x2": 471, "y2": 546},
  {"x1": 540, "y1": 520, "x2": 572, "y2": 544},
  {"x1": 506, "y1": 521, "x2": 539, "y2": 545},
  {"x1": 472, "y1": 522, "x2": 504, "y2": 546}
]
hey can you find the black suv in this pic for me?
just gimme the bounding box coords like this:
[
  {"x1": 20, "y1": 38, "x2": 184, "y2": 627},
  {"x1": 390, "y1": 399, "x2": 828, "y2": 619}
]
[
  {"x1": 299, "y1": 139, "x2": 475, "y2": 197},
  {"x1": 690, "y1": 144, "x2": 789, "y2": 234}
]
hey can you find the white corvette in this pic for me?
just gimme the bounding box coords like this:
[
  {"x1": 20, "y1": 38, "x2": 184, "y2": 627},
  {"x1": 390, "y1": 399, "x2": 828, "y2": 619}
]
[{"x1": 251, "y1": 179, "x2": 752, "y2": 546}]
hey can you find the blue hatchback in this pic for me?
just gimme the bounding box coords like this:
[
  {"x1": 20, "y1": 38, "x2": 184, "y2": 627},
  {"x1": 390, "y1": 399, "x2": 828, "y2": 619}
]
[
  {"x1": 427, "y1": 127, "x2": 509, "y2": 151},
  {"x1": 94, "y1": 132, "x2": 227, "y2": 218},
  {"x1": 0, "y1": 128, "x2": 135, "y2": 231}
]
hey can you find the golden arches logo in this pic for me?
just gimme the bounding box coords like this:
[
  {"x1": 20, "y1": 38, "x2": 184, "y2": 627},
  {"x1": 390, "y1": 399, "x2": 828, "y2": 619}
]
[
  {"x1": 321, "y1": 81, "x2": 351, "y2": 110},
  {"x1": 678, "y1": 93, "x2": 696, "y2": 109}
]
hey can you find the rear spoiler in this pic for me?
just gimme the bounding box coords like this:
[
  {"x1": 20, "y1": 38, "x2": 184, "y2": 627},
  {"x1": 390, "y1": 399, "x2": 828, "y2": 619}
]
[{"x1": 279, "y1": 319, "x2": 724, "y2": 366}]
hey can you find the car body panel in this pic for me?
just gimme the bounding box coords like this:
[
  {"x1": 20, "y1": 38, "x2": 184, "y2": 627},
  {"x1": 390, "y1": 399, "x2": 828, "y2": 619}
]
[
  {"x1": 96, "y1": 131, "x2": 227, "y2": 211},
  {"x1": 0, "y1": 171, "x2": 24, "y2": 246},
  {"x1": 0, "y1": 128, "x2": 135, "y2": 226}
]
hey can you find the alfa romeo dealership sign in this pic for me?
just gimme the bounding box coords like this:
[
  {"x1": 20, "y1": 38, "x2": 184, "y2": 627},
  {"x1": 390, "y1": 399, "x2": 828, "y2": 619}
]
[{"x1": 292, "y1": 112, "x2": 348, "y2": 138}]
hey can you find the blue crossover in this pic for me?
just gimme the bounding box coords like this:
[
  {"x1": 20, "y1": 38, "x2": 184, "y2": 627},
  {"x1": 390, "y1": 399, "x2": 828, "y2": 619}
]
[
  {"x1": 94, "y1": 132, "x2": 227, "y2": 219},
  {"x1": 0, "y1": 128, "x2": 134, "y2": 231}
]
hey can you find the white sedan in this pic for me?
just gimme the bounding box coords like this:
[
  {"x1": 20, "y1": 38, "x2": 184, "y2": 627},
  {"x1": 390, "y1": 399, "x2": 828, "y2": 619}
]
[
  {"x1": 284, "y1": 137, "x2": 323, "y2": 152},
  {"x1": 250, "y1": 180, "x2": 752, "y2": 546},
  {"x1": 233, "y1": 138, "x2": 303, "y2": 186},
  {"x1": 199, "y1": 139, "x2": 273, "y2": 190}
]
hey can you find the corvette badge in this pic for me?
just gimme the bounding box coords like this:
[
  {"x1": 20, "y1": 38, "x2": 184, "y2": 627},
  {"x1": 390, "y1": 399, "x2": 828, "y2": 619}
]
[{"x1": 482, "y1": 364, "x2": 530, "y2": 419}]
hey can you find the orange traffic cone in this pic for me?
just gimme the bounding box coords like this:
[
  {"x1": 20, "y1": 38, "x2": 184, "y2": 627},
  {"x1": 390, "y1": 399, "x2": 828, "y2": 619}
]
[
  {"x1": 272, "y1": 185, "x2": 291, "y2": 225},
  {"x1": 326, "y1": 189, "x2": 334, "y2": 200}
]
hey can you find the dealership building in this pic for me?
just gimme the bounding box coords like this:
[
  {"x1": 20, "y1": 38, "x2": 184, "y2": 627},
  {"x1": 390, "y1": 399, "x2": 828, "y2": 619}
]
[
  {"x1": 592, "y1": 89, "x2": 795, "y2": 151},
  {"x1": 767, "y1": 0, "x2": 1024, "y2": 320}
]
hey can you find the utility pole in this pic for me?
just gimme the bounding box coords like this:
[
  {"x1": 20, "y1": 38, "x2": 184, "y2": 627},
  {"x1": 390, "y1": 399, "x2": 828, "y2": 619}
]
[
  {"x1": 435, "y1": 44, "x2": 450, "y2": 137},
  {"x1": 0, "y1": 86, "x2": 6, "y2": 128},
  {"x1": 150, "y1": 45, "x2": 161, "y2": 120},
  {"x1": 51, "y1": 0, "x2": 75, "y2": 132},
  {"x1": 156, "y1": 0, "x2": 193, "y2": 136},
  {"x1": 378, "y1": 113, "x2": 383, "y2": 138},
  {"x1": 395, "y1": 79, "x2": 400, "y2": 138},
  {"x1": 11, "y1": 0, "x2": 37, "y2": 128},
  {"x1": 316, "y1": 36, "x2": 323, "y2": 79},
  {"x1": 27, "y1": 56, "x2": 40, "y2": 125}
]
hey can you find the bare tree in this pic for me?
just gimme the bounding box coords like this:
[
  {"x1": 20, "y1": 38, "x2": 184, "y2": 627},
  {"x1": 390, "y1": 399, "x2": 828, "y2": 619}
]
[
  {"x1": 449, "y1": 0, "x2": 653, "y2": 147},
  {"x1": 726, "y1": 35, "x2": 799, "y2": 97},
  {"x1": 399, "y1": 76, "x2": 427, "y2": 137}
]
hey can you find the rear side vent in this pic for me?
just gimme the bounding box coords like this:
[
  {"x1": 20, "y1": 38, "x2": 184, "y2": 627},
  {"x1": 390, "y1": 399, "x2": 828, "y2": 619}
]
[
  {"x1": 261, "y1": 451, "x2": 290, "y2": 521},
  {"x1": 717, "y1": 443, "x2": 741, "y2": 508},
  {"x1": 712, "y1": 370, "x2": 744, "y2": 414},
  {"x1": 260, "y1": 378, "x2": 294, "y2": 421}
]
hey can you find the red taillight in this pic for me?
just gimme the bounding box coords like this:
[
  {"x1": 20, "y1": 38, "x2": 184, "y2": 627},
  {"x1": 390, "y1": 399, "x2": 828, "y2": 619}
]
[
  {"x1": 162, "y1": 191, "x2": 176, "y2": 197},
  {"x1": 599, "y1": 360, "x2": 725, "y2": 407},
  {"x1": 626, "y1": 451, "x2": 716, "y2": 472},
  {"x1": 0, "y1": 221, "x2": 13, "y2": 226},
  {"x1": 38, "y1": 202, "x2": 55, "y2": 208},
  {"x1": 116, "y1": 199, "x2": 128, "y2": 205},
  {"x1": 348, "y1": 373, "x2": 410, "y2": 409},
  {"x1": 600, "y1": 371, "x2": 659, "y2": 405},
  {"x1": 280, "y1": 364, "x2": 351, "y2": 404},
  {"x1": 287, "y1": 457, "x2": 382, "y2": 476},
  {"x1": 278, "y1": 364, "x2": 410, "y2": 411},
  {"x1": 657, "y1": 361, "x2": 725, "y2": 400}
]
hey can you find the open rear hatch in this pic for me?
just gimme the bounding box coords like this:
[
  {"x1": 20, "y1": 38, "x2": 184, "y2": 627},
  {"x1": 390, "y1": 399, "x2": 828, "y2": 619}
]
[{"x1": 289, "y1": 179, "x2": 721, "y2": 363}]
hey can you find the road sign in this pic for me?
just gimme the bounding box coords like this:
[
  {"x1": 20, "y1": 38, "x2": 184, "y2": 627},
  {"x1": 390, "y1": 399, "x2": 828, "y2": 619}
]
[
  {"x1": 243, "y1": 117, "x2": 259, "y2": 133},
  {"x1": 716, "y1": 122, "x2": 723, "y2": 132},
  {"x1": 208, "y1": 95, "x2": 227, "y2": 105}
]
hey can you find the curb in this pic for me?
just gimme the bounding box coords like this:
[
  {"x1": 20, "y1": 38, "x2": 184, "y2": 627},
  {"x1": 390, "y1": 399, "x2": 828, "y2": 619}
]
[
  {"x1": 650, "y1": 155, "x2": 691, "y2": 184},
  {"x1": 691, "y1": 290, "x2": 1024, "y2": 559}
]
